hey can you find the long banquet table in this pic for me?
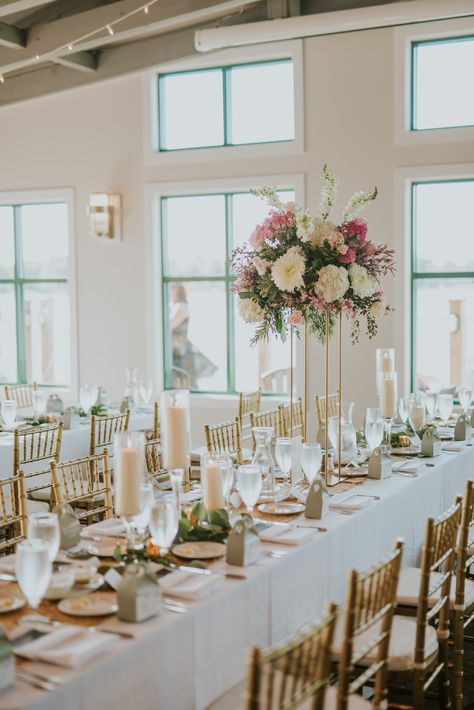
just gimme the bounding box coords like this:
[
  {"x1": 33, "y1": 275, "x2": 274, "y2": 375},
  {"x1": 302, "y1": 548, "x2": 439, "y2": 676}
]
[{"x1": 0, "y1": 444, "x2": 473, "y2": 710}]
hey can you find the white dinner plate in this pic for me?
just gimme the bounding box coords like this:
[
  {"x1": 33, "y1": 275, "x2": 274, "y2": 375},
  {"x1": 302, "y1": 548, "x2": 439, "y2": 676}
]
[
  {"x1": 172, "y1": 542, "x2": 226, "y2": 560},
  {"x1": 257, "y1": 502, "x2": 305, "y2": 515},
  {"x1": 82, "y1": 540, "x2": 125, "y2": 558},
  {"x1": 58, "y1": 593, "x2": 118, "y2": 617},
  {"x1": 0, "y1": 594, "x2": 25, "y2": 614},
  {"x1": 391, "y1": 446, "x2": 419, "y2": 456}
]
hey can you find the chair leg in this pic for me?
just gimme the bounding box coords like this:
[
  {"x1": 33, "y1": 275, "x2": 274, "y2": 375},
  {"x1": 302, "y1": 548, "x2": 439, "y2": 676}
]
[
  {"x1": 413, "y1": 668, "x2": 425, "y2": 710},
  {"x1": 453, "y1": 610, "x2": 464, "y2": 710},
  {"x1": 438, "y1": 636, "x2": 451, "y2": 710}
]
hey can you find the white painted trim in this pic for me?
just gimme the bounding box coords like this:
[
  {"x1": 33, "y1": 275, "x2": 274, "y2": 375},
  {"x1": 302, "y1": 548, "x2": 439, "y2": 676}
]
[
  {"x1": 0, "y1": 187, "x2": 78, "y2": 396},
  {"x1": 394, "y1": 17, "x2": 474, "y2": 146},
  {"x1": 142, "y1": 40, "x2": 304, "y2": 166},
  {"x1": 145, "y1": 173, "x2": 306, "y2": 402},
  {"x1": 394, "y1": 163, "x2": 474, "y2": 395}
]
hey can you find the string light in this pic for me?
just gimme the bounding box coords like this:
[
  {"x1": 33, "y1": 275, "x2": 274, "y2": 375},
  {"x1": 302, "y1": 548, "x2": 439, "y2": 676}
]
[{"x1": 0, "y1": 0, "x2": 161, "y2": 85}]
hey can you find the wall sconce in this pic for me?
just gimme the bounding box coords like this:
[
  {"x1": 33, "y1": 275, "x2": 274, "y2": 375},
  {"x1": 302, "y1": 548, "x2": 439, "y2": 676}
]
[{"x1": 87, "y1": 193, "x2": 122, "y2": 242}]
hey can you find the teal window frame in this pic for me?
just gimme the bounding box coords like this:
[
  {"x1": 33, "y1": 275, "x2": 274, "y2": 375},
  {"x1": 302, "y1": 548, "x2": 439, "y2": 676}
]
[
  {"x1": 411, "y1": 34, "x2": 474, "y2": 132},
  {"x1": 157, "y1": 58, "x2": 295, "y2": 152},
  {"x1": 0, "y1": 202, "x2": 69, "y2": 388},
  {"x1": 410, "y1": 178, "x2": 474, "y2": 391},
  {"x1": 160, "y1": 189, "x2": 293, "y2": 396}
]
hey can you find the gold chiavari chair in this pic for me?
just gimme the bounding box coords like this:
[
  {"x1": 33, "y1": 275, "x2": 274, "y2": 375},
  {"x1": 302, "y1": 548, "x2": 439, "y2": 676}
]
[
  {"x1": 204, "y1": 418, "x2": 247, "y2": 465},
  {"x1": 4, "y1": 382, "x2": 37, "y2": 409},
  {"x1": 50, "y1": 450, "x2": 113, "y2": 523},
  {"x1": 330, "y1": 540, "x2": 404, "y2": 709},
  {"x1": 89, "y1": 410, "x2": 130, "y2": 456},
  {"x1": 145, "y1": 438, "x2": 169, "y2": 489},
  {"x1": 249, "y1": 408, "x2": 286, "y2": 439},
  {"x1": 209, "y1": 601, "x2": 338, "y2": 709},
  {"x1": 388, "y1": 500, "x2": 462, "y2": 708},
  {"x1": 0, "y1": 471, "x2": 27, "y2": 555},
  {"x1": 279, "y1": 398, "x2": 304, "y2": 439},
  {"x1": 14, "y1": 422, "x2": 63, "y2": 509},
  {"x1": 314, "y1": 393, "x2": 339, "y2": 427},
  {"x1": 153, "y1": 401, "x2": 160, "y2": 440},
  {"x1": 239, "y1": 389, "x2": 261, "y2": 450}
]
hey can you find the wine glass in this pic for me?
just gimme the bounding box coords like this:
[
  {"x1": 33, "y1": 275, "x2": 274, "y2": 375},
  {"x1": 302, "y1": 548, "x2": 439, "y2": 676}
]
[
  {"x1": 300, "y1": 443, "x2": 322, "y2": 484},
  {"x1": 275, "y1": 437, "x2": 292, "y2": 483},
  {"x1": 398, "y1": 397, "x2": 410, "y2": 426},
  {"x1": 133, "y1": 481, "x2": 155, "y2": 536},
  {"x1": 28, "y1": 512, "x2": 60, "y2": 563},
  {"x1": 1, "y1": 400, "x2": 16, "y2": 429},
  {"x1": 15, "y1": 539, "x2": 52, "y2": 623},
  {"x1": 149, "y1": 495, "x2": 179, "y2": 556},
  {"x1": 79, "y1": 385, "x2": 94, "y2": 413},
  {"x1": 425, "y1": 392, "x2": 438, "y2": 421},
  {"x1": 138, "y1": 380, "x2": 153, "y2": 405},
  {"x1": 365, "y1": 408, "x2": 384, "y2": 451},
  {"x1": 236, "y1": 464, "x2": 262, "y2": 514},
  {"x1": 438, "y1": 394, "x2": 454, "y2": 426},
  {"x1": 409, "y1": 394, "x2": 426, "y2": 439},
  {"x1": 32, "y1": 391, "x2": 47, "y2": 417},
  {"x1": 458, "y1": 386, "x2": 472, "y2": 414}
]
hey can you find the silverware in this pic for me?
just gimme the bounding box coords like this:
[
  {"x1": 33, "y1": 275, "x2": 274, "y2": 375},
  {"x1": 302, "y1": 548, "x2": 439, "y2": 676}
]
[
  {"x1": 89, "y1": 626, "x2": 134, "y2": 639},
  {"x1": 17, "y1": 667, "x2": 64, "y2": 686},
  {"x1": 163, "y1": 598, "x2": 189, "y2": 613},
  {"x1": 15, "y1": 670, "x2": 56, "y2": 692},
  {"x1": 263, "y1": 549, "x2": 288, "y2": 559},
  {"x1": 0, "y1": 573, "x2": 15, "y2": 582}
]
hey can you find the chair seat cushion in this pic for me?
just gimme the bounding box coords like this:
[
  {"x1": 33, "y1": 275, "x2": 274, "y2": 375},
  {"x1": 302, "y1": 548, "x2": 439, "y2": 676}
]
[
  {"x1": 331, "y1": 614, "x2": 438, "y2": 672},
  {"x1": 26, "y1": 499, "x2": 50, "y2": 514},
  {"x1": 324, "y1": 686, "x2": 370, "y2": 709},
  {"x1": 29, "y1": 488, "x2": 51, "y2": 503},
  {"x1": 397, "y1": 566, "x2": 474, "y2": 611}
]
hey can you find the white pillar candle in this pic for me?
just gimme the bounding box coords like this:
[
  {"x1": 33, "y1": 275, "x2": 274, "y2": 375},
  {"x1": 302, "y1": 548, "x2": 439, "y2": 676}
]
[
  {"x1": 380, "y1": 378, "x2": 396, "y2": 418},
  {"x1": 163, "y1": 405, "x2": 189, "y2": 470},
  {"x1": 380, "y1": 353, "x2": 394, "y2": 373},
  {"x1": 201, "y1": 464, "x2": 225, "y2": 511},
  {"x1": 115, "y1": 447, "x2": 141, "y2": 517}
]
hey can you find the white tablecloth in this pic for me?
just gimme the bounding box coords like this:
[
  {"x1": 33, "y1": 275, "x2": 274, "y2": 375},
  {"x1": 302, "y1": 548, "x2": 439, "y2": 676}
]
[{"x1": 1, "y1": 445, "x2": 473, "y2": 710}]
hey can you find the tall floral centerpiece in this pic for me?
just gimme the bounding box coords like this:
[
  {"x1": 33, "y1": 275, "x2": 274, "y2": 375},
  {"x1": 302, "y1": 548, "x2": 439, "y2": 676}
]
[{"x1": 231, "y1": 166, "x2": 395, "y2": 478}]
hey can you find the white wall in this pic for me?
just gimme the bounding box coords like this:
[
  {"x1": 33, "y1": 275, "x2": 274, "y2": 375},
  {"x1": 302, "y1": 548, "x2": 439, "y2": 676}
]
[{"x1": 1, "y1": 16, "x2": 473, "y2": 443}]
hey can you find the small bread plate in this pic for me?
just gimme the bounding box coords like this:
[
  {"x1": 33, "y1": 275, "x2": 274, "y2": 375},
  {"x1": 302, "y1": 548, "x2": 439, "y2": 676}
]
[
  {"x1": 0, "y1": 594, "x2": 25, "y2": 614},
  {"x1": 172, "y1": 542, "x2": 226, "y2": 560},
  {"x1": 390, "y1": 446, "x2": 420, "y2": 457},
  {"x1": 257, "y1": 502, "x2": 305, "y2": 515},
  {"x1": 58, "y1": 592, "x2": 118, "y2": 617}
]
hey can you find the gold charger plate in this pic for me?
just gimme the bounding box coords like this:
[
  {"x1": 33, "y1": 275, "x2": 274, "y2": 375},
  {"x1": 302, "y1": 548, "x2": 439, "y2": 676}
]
[
  {"x1": 391, "y1": 446, "x2": 419, "y2": 456},
  {"x1": 0, "y1": 594, "x2": 25, "y2": 614},
  {"x1": 58, "y1": 592, "x2": 118, "y2": 617},
  {"x1": 257, "y1": 502, "x2": 305, "y2": 515},
  {"x1": 172, "y1": 542, "x2": 226, "y2": 560}
]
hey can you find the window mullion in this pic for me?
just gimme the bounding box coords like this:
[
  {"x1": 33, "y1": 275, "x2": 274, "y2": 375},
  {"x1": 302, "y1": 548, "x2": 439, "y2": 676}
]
[
  {"x1": 225, "y1": 194, "x2": 235, "y2": 394},
  {"x1": 223, "y1": 68, "x2": 231, "y2": 147},
  {"x1": 13, "y1": 206, "x2": 26, "y2": 384}
]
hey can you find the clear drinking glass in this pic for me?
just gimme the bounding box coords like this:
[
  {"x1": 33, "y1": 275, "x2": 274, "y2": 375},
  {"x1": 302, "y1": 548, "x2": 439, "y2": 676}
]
[
  {"x1": 275, "y1": 437, "x2": 292, "y2": 483},
  {"x1": 251, "y1": 427, "x2": 276, "y2": 498},
  {"x1": 27, "y1": 512, "x2": 60, "y2": 562},
  {"x1": 398, "y1": 397, "x2": 410, "y2": 425},
  {"x1": 236, "y1": 464, "x2": 262, "y2": 514},
  {"x1": 149, "y1": 495, "x2": 179, "y2": 556},
  {"x1": 79, "y1": 384, "x2": 97, "y2": 413},
  {"x1": 328, "y1": 403, "x2": 357, "y2": 465},
  {"x1": 425, "y1": 392, "x2": 439, "y2": 421},
  {"x1": 138, "y1": 380, "x2": 153, "y2": 405},
  {"x1": 409, "y1": 394, "x2": 426, "y2": 437},
  {"x1": 32, "y1": 391, "x2": 47, "y2": 417},
  {"x1": 458, "y1": 386, "x2": 472, "y2": 413},
  {"x1": 16, "y1": 539, "x2": 52, "y2": 623},
  {"x1": 300, "y1": 443, "x2": 322, "y2": 484},
  {"x1": 438, "y1": 394, "x2": 454, "y2": 426},
  {"x1": 133, "y1": 481, "x2": 155, "y2": 536},
  {"x1": 365, "y1": 408, "x2": 384, "y2": 451},
  {"x1": 1, "y1": 400, "x2": 16, "y2": 428}
]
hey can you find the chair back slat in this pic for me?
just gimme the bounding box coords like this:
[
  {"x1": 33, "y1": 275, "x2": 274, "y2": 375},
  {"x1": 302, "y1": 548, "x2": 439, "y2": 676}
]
[
  {"x1": 13, "y1": 422, "x2": 63, "y2": 496},
  {"x1": 279, "y1": 399, "x2": 304, "y2": 439},
  {"x1": 250, "y1": 408, "x2": 286, "y2": 439},
  {"x1": 145, "y1": 438, "x2": 169, "y2": 488},
  {"x1": 51, "y1": 450, "x2": 113, "y2": 522},
  {"x1": 0, "y1": 471, "x2": 26, "y2": 555},
  {"x1": 246, "y1": 601, "x2": 338, "y2": 710},
  {"x1": 89, "y1": 410, "x2": 129, "y2": 456},
  {"x1": 153, "y1": 401, "x2": 160, "y2": 440},
  {"x1": 314, "y1": 393, "x2": 339, "y2": 427},
  {"x1": 4, "y1": 383, "x2": 37, "y2": 409},
  {"x1": 204, "y1": 418, "x2": 244, "y2": 464}
]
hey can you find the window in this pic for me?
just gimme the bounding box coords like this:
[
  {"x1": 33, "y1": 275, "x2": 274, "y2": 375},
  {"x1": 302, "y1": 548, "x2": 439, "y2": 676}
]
[
  {"x1": 158, "y1": 59, "x2": 295, "y2": 151},
  {"x1": 411, "y1": 179, "x2": 474, "y2": 392},
  {"x1": 0, "y1": 201, "x2": 72, "y2": 387},
  {"x1": 161, "y1": 189, "x2": 294, "y2": 394},
  {"x1": 412, "y1": 36, "x2": 474, "y2": 130}
]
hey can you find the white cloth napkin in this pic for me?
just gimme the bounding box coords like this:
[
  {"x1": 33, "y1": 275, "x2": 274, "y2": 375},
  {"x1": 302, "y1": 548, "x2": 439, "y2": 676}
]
[
  {"x1": 443, "y1": 442, "x2": 465, "y2": 452},
  {"x1": 159, "y1": 571, "x2": 221, "y2": 600},
  {"x1": 0, "y1": 555, "x2": 15, "y2": 574},
  {"x1": 81, "y1": 518, "x2": 126, "y2": 538},
  {"x1": 15, "y1": 626, "x2": 117, "y2": 668},
  {"x1": 259, "y1": 525, "x2": 314, "y2": 546},
  {"x1": 329, "y1": 494, "x2": 374, "y2": 513},
  {"x1": 181, "y1": 489, "x2": 203, "y2": 504},
  {"x1": 392, "y1": 460, "x2": 423, "y2": 474}
]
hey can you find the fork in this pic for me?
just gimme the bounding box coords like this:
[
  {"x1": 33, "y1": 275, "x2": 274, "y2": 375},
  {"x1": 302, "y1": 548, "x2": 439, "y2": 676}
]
[
  {"x1": 15, "y1": 670, "x2": 56, "y2": 692},
  {"x1": 263, "y1": 549, "x2": 288, "y2": 559}
]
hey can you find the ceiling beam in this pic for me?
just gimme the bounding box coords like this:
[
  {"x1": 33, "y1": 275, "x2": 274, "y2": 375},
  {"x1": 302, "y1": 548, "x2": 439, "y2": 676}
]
[
  {"x1": 0, "y1": 20, "x2": 25, "y2": 48},
  {"x1": 0, "y1": 0, "x2": 56, "y2": 19},
  {"x1": 53, "y1": 50, "x2": 97, "y2": 73}
]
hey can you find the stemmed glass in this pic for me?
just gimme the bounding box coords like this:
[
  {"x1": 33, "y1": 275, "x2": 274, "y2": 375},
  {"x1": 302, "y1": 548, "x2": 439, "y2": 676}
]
[
  {"x1": 28, "y1": 512, "x2": 60, "y2": 563},
  {"x1": 300, "y1": 443, "x2": 322, "y2": 485},
  {"x1": 438, "y1": 394, "x2": 454, "y2": 427},
  {"x1": 425, "y1": 392, "x2": 439, "y2": 421},
  {"x1": 1, "y1": 400, "x2": 16, "y2": 429},
  {"x1": 275, "y1": 437, "x2": 292, "y2": 484},
  {"x1": 365, "y1": 408, "x2": 384, "y2": 452},
  {"x1": 149, "y1": 495, "x2": 179, "y2": 556},
  {"x1": 138, "y1": 380, "x2": 153, "y2": 405},
  {"x1": 398, "y1": 398, "x2": 410, "y2": 426},
  {"x1": 236, "y1": 464, "x2": 262, "y2": 514},
  {"x1": 133, "y1": 481, "x2": 155, "y2": 538},
  {"x1": 409, "y1": 394, "x2": 426, "y2": 441},
  {"x1": 458, "y1": 386, "x2": 472, "y2": 414},
  {"x1": 79, "y1": 385, "x2": 98, "y2": 413},
  {"x1": 32, "y1": 391, "x2": 47, "y2": 418},
  {"x1": 15, "y1": 539, "x2": 52, "y2": 623}
]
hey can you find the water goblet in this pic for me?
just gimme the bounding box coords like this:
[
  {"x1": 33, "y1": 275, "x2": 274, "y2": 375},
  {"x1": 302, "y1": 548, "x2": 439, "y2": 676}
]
[
  {"x1": 1, "y1": 400, "x2": 16, "y2": 429},
  {"x1": 409, "y1": 394, "x2": 426, "y2": 440},
  {"x1": 15, "y1": 539, "x2": 52, "y2": 624},
  {"x1": 149, "y1": 495, "x2": 179, "y2": 556},
  {"x1": 133, "y1": 481, "x2": 155, "y2": 537},
  {"x1": 458, "y1": 386, "x2": 472, "y2": 414},
  {"x1": 425, "y1": 392, "x2": 439, "y2": 421},
  {"x1": 275, "y1": 437, "x2": 292, "y2": 483},
  {"x1": 365, "y1": 408, "x2": 384, "y2": 451},
  {"x1": 438, "y1": 394, "x2": 454, "y2": 427},
  {"x1": 28, "y1": 512, "x2": 60, "y2": 563},
  {"x1": 138, "y1": 380, "x2": 153, "y2": 405},
  {"x1": 398, "y1": 397, "x2": 410, "y2": 426},
  {"x1": 32, "y1": 391, "x2": 47, "y2": 417},
  {"x1": 236, "y1": 464, "x2": 262, "y2": 514},
  {"x1": 300, "y1": 443, "x2": 322, "y2": 485}
]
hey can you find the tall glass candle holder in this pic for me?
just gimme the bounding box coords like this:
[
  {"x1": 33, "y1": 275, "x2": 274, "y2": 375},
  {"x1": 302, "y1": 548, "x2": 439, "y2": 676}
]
[
  {"x1": 114, "y1": 431, "x2": 145, "y2": 549},
  {"x1": 160, "y1": 389, "x2": 191, "y2": 487},
  {"x1": 378, "y1": 371, "x2": 397, "y2": 451},
  {"x1": 376, "y1": 348, "x2": 395, "y2": 395},
  {"x1": 200, "y1": 452, "x2": 230, "y2": 511}
]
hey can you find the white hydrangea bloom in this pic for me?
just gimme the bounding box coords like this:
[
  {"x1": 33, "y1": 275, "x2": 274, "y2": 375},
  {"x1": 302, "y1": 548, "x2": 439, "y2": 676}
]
[
  {"x1": 296, "y1": 210, "x2": 315, "y2": 243},
  {"x1": 271, "y1": 248, "x2": 306, "y2": 293},
  {"x1": 349, "y1": 263, "x2": 377, "y2": 298},
  {"x1": 369, "y1": 300, "x2": 386, "y2": 318},
  {"x1": 311, "y1": 219, "x2": 338, "y2": 247},
  {"x1": 238, "y1": 298, "x2": 265, "y2": 323},
  {"x1": 252, "y1": 256, "x2": 271, "y2": 276},
  {"x1": 314, "y1": 265, "x2": 349, "y2": 303}
]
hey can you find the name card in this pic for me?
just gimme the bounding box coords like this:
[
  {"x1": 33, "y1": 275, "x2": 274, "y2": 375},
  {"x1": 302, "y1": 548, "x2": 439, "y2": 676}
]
[
  {"x1": 118, "y1": 562, "x2": 161, "y2": 623},
  {"x1": 226, "y1": 517, "x2": 260, "y2": 566},
  {"x1": 420, "y1": 427, "x2": 441, "y2": 457},
  {"x1": 455, "y1": 414, "x2": 472, "y2": 442},
  {"x1": 305, "y1": 478, "x2": 329, "y2": 519},
  {"x1": 52, "y1": 503, "x2": 81, "y2": 549},
  {"x1": 367, "y1": 447, "x2": 392, "y2": 479}
]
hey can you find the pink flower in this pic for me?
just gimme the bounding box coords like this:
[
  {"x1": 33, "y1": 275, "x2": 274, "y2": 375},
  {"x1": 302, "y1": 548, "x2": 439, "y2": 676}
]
[
  {"x1": 338, "y1": 248, "x2": 356, "y2": 264},
  {"x1": 343, "y1": 218, "x2": 368, "y2": 244},
  {"x1": 374, "y1": 290, "x2": 383, "y2": 298},
  {"x1": 363, "y1": 241, "x2": 377, "y2": 256},
  {"x1": 249, "y1": 229, "x2": 264, "y2": 248},
  {"x1": 289, "y1": 311, "x2": 304, "y2": 326}
]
